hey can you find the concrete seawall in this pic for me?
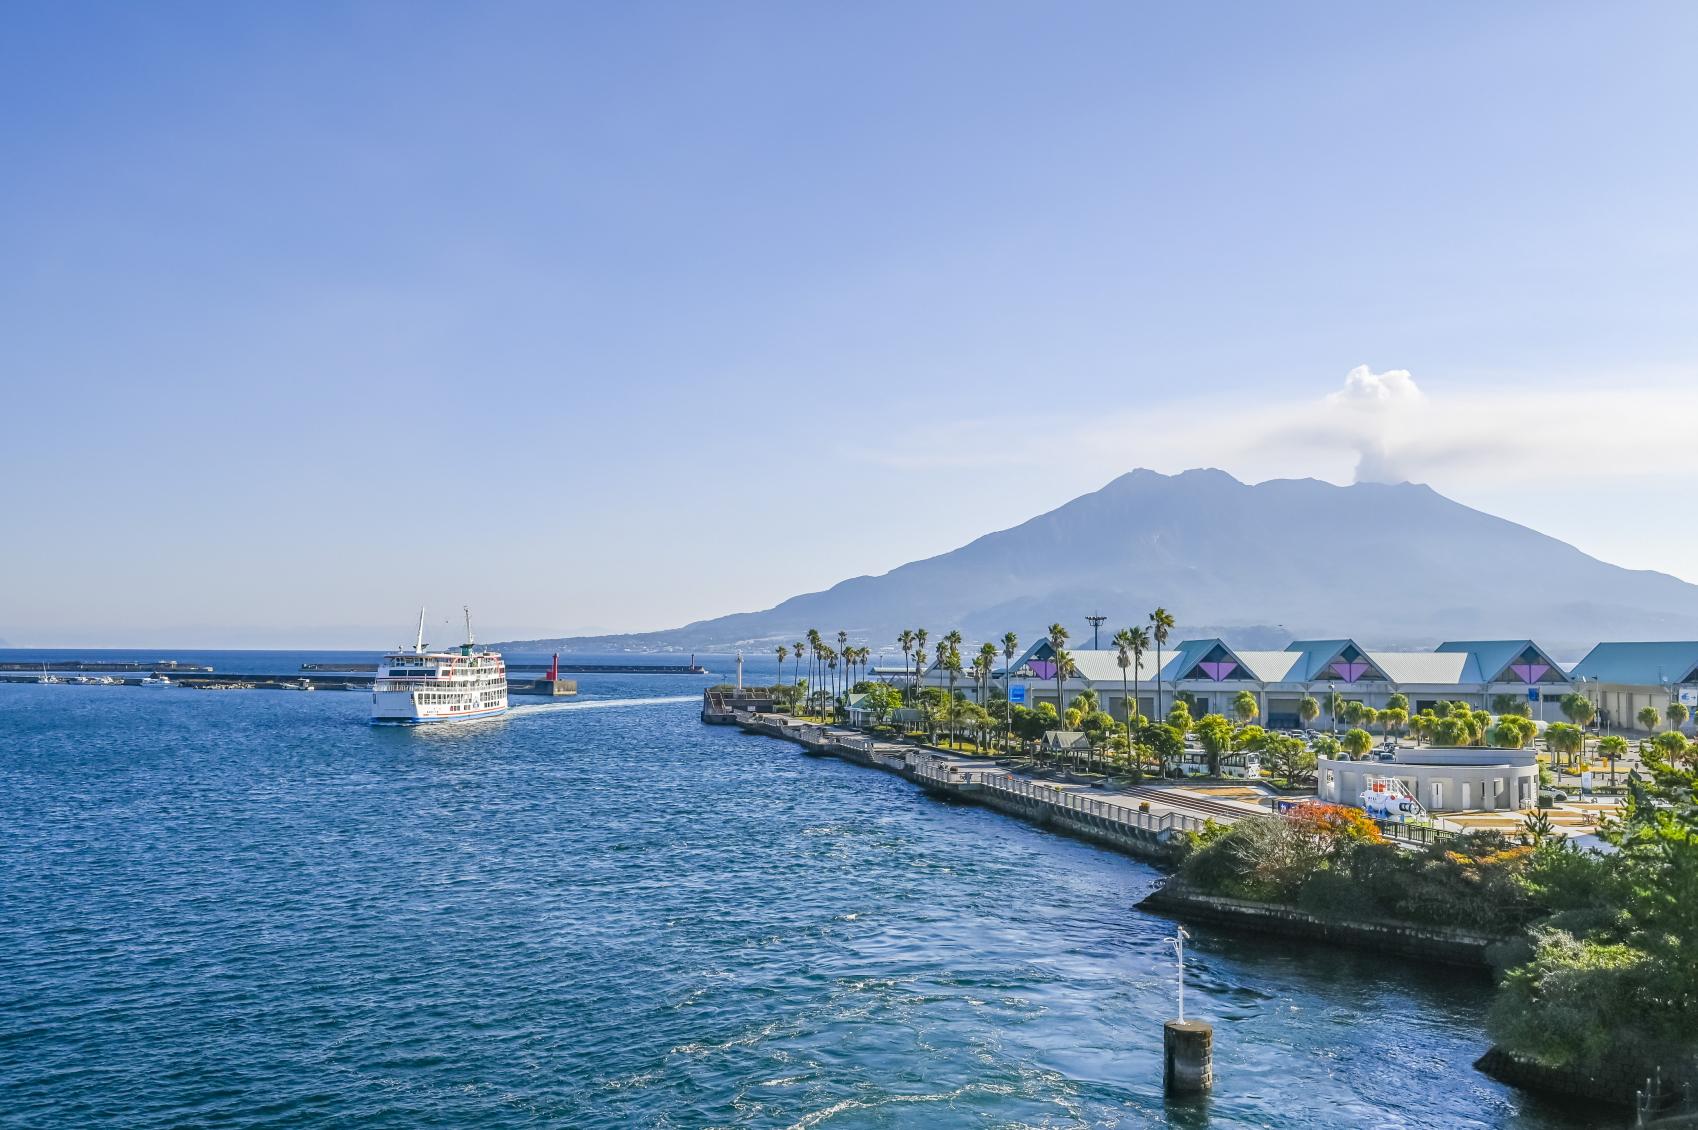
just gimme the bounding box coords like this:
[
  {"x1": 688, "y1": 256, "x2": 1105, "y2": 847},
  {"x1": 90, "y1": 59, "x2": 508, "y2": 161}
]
[
  {"x1": 1138, "y1": 884, "x2": 1507, "y2": 969},
  {"x1": 726, "y1": 711, "x2": 1196, "y2": 865}
]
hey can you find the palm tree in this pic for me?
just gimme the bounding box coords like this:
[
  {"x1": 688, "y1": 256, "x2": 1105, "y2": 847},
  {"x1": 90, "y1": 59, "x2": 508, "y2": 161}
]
[
  {"x1": 826, "y1": 647, "x2": 839, "y2": 717},
  {"x1": 1639, "y1": 705, "x2": 1661, "y2": 733},
  {"x1": 914, "y1": 629, "x2": 929, "y2": 701},
  {"x1": 1001, "y1": 631, "x2": 1019, "y2": 751},
  {"x1": 836, "y1": 630, "x2": 849, "y2": 703},
  {"x1": 792, "y1": 641, "x2": 805, "y2": 688},
  {"x1": 1668, "y1": 701, "x2": 1690, "y2": 734},
  {"x1": 1051, "y1": 648, "x2": 1076, "y2": 744},
  {"x1": 1112, "y1": 628, "x2": 1135, "y2": 728},
  {"x1": 1126, "y1": 625, "x2": 1149, "y2": 727},
  {"x1": 1148, "y1": 608, "x2": 1175, "y2": 719},
  {"x1": 776, "y1": 645, "x2": 788, "y2": 695},
  {"x1": 944, "y1": 647, "x2": 963, "y2": 747},
  {"x1": 1298, "y1": 695, "x2": 1321, "y2": 731},
  {"x1": 977, "y1": 642, "x2": 997, "y2": 705},
  {"x1": 897, "y1": 630, "x2": 915, "y2": 702},
  {"x1": 1599, "y1": 734, "x2": 1628, "y2": 786},
  {"x1": 1046, "y1": 623, "x2": 1070, "y2": 722},
  {"x1": 806, "y1": 629, "x2": 822, "y2": 713}
]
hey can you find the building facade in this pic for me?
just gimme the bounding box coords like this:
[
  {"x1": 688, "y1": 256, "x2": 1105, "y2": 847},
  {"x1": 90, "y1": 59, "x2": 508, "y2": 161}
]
[
  {"x1": 1568, "y1": 642, "x2": 1698, "y2": 734},
  {"x1": 993, "y1": 637, "x2": 1574, "y2": 727},
  {"x1": 1317, "y1": 747, "x2": 1540, "y2": 813}
]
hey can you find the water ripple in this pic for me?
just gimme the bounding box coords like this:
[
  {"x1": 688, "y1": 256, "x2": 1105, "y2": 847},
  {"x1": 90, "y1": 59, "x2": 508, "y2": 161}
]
[{"x1": 0, "y1": 677, "x2": 1587, "y2": 1128}]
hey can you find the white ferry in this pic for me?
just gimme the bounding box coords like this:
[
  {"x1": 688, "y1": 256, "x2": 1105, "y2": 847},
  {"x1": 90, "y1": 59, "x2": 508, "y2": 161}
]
[{"x1": 371, "y1": 608, "x2": 509, "y2": 725}]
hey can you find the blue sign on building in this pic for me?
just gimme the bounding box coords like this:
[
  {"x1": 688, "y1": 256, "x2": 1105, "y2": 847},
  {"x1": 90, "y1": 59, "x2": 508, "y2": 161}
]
[
  {"x1": 1527, "y1": 687, "x2": 1540, "y2": 702},
  {"x1": 1009, "y1": 685, "x2": 1026, "y2": 704}
]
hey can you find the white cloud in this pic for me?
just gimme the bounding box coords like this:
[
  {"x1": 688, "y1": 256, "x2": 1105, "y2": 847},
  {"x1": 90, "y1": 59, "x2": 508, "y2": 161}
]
[{"x1": 842, "y1": 363, "x2": 1698, "y2": 491}]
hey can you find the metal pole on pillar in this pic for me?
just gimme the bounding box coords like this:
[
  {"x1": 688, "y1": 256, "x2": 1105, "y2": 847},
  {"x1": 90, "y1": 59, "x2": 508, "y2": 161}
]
[{"x1": 1163, "y1": 926, "x2": 1213, "y2": 1095}]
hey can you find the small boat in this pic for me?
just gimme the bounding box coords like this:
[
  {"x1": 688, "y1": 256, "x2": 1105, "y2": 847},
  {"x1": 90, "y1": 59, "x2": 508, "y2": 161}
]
[
  {"x1": 140, "y1": 674, "x2": 172, "y2": 687},
  {"x1": 35, "y1": 665, "x2": 60, "y2": 684}
]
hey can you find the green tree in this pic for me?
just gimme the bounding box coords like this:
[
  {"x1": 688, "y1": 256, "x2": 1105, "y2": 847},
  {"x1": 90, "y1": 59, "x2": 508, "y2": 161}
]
[
  {"x1": 897, "y1": 630, "x2": 915, "y2": 702},
  {"x1": 1668, "y1": 701, "x2": 1691, "y2": 733},
  {"x1": 1148, "y1": 607, "x2": 1175, "y2": 718},
  {"x1": 1112, "y1": 628, "x2": 1136, "y2": 727},
  {"x1": 1232, "y1": 689, "x2": 1259, "y2": 726},
  {"x1": 1637, "y1": 705, "x2": 1661, "y2": 733},
  {"x1": 776, "y1": 645, "x2": 788, "y2": 687},
  {"x1": 1651, "y1": 730, "x2": 1690, "y2": 766},
  {"x1": 1141, "y1": 722, "x2": 1184, "y2": 779},
  {"x1": 1559, "y1": 691, "x2": 1595, "y2": 729},
  {"x1": 1386, "y1": 692, "x2": 1409, "y2": 713},
  {"x1": 1265, "y1": 734, "x2": 1318, "y2": 787},
  {"x1": 913, "y1": 629, "x2": 929, "y2": 703},
  {"x1": 1001, "y1": 631, "x2": 1019, "y2": 752},
  {"x1": 1195, "y1": 713, "x2": 1234, "y2": 777},
  {"x1": 1298, "y1": 695, "x2": 1321, "y2": 730},
  {"x1": 1598, "y1": 734, "x2": 1628, "y2": 786},
  {"x1": 1341, "y1": 727, "x2": 1374, "y2": 757},
  {"x1": 1310, "y1": 734, "x2": 1341, "y2": 759},
  {"x1": 1490, "y1": 714, "x2": 1537, "y2": 749},
  {"x1": 1545, "y1": 722, "x2": 1584, "y2": 768},
  {"x1": 1165, "y1": 698, "x2": 1193, "y2": 734},
  {"x1": 792, "y1": 640, "x2": 805, "y2": 689},
  {"x1": 1492, "y1": 693, "x2": 1532, "y2": 718},
  {"x1": 1127, "y1": 625, "x2": 1150, "y2": 724},
  {"x1": 1046, "y1": 622, "x2": 1070, "y2": 723}
]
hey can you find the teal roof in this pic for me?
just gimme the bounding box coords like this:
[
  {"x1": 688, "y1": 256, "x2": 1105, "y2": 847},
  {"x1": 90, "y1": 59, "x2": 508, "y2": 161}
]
[{"x1": 1570, "y1": 642, "x2": 1698, "y2": 686}]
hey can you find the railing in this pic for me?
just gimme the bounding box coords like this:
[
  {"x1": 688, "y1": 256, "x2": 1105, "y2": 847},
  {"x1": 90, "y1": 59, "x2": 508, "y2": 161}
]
[
  {"x1": 1374, "y1": 819, "x2": 1456, "y2": 846},
  {"x1": 906, "y1": 758, "x2": 1204, "y2": 834}
]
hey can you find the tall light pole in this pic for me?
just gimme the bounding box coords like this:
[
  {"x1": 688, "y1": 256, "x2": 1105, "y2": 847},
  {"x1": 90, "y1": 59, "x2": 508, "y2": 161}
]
[
  {"x1": 1086, "y1": 612, "x2": 1107, "y2": 651},
  {"x1": 1328, "y1": 682, "x2": 1337, "y2": 737}
]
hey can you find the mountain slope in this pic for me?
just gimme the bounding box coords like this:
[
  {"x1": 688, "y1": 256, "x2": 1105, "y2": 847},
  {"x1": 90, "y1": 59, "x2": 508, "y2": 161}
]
[{"x1": 502, "y1": 468, "x2": 1698, "y2": 656}]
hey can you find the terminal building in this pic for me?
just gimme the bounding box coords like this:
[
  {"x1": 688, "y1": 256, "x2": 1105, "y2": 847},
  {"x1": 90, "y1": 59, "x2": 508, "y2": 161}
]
[
  {"x1": 983, "y1": 637, "x2": 1574, "y2": 727},
  {"x1": 1568, "y1": 641, "x2": 1698, "y2": 734}
]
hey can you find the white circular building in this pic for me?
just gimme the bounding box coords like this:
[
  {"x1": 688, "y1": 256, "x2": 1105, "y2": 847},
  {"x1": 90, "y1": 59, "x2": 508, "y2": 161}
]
[{"x1": 1317, "y1": 747, "x2": 1539, "y2": 814}]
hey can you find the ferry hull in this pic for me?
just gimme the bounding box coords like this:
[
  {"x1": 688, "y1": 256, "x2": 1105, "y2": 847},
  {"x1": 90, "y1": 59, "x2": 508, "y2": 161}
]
[{"x1": 370, "y1": 703, "x2": 509, "y2": 726}]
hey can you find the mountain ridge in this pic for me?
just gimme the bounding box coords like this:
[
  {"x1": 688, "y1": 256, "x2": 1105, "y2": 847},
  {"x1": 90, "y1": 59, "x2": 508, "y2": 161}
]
[{"x1": 498, "y1": 469, "x2": 1698, "y2": 658}]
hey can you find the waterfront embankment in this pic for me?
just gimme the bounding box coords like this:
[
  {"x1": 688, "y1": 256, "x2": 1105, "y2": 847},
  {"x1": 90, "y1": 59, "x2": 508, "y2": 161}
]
[{"x1": 725, "y1": 708, "x2": 1215, "y2": 864}]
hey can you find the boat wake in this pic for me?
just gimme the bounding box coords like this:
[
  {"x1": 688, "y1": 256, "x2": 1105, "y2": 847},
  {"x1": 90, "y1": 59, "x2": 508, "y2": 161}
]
[{"x1": 506, "y1": 695, "x2": 697, "y2": 717}]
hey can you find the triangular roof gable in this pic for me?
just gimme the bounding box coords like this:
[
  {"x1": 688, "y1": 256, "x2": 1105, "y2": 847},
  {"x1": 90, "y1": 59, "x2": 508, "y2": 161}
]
[
  {"x1": 1010, "y1": 638, "x2": 1066, "y2": 681},
  {"x1": 1433, "y1": 640, "x2": 1566, "y2": 684},
  {"x1": 1287, "y1": 639, "x2": 1386, "y2": 684},
  {"x1": 1175, "y1": 638, "x2": 1258, "y2": 683}
]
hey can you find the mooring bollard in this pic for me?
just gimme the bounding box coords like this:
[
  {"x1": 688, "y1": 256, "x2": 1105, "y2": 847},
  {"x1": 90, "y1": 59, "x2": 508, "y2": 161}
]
[
  {"x1": 1163, "y1": 1018, "x2": 1213, "y2": 1094},
  {"x1": 1163, "y1": 926, "x2": 1213, "y2": 1094}
]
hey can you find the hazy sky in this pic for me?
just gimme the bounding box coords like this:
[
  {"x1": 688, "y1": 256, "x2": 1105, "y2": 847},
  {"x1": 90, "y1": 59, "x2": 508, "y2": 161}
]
[{"x1": 6, "y1": 2, "x2": 1698, "y2": 647}]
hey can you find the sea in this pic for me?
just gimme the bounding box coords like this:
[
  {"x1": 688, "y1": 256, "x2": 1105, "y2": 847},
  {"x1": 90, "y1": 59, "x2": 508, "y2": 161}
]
[{"x1": 0, "y1": 650, "x2": 1596, "y2": 1128}]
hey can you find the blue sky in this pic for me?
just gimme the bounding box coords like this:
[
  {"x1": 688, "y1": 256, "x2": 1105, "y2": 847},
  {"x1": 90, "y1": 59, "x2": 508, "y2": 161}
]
[{"x1": 5, "y1": 2, "x2": 1697, "y2": 646}]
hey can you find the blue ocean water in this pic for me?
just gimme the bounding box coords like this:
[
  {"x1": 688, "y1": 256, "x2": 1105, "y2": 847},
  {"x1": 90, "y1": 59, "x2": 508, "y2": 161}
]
[{"x1": 0, "y1": 653, "x2": 1589, "y2": 1128}]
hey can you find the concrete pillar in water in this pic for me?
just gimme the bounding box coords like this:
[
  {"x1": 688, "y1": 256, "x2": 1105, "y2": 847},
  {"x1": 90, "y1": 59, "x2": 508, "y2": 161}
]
[{"x1": 1163, "y1": 1019, "x2": 1213, "y2": 1094}]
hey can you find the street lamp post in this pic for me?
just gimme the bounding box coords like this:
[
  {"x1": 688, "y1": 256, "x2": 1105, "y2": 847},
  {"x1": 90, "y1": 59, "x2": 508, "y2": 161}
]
[{"x1": 1328, "y1": 682, "x2": 1337, "y2": 737}]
